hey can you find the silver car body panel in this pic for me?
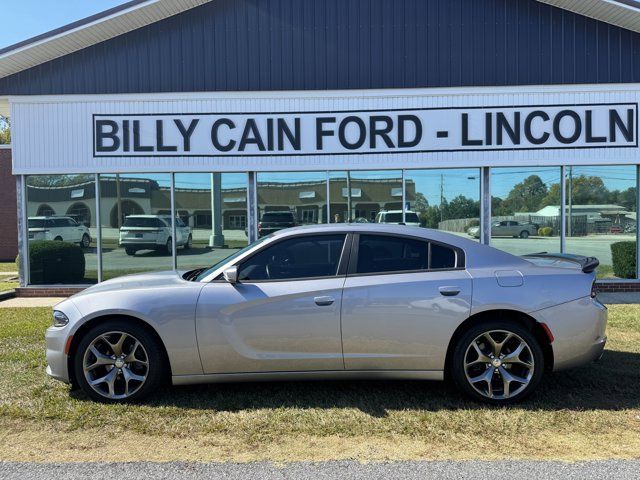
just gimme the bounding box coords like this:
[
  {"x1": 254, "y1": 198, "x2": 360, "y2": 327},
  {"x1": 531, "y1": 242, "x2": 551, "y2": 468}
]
[{"x1": 45, "y1": 224, "x2": 607, "y2": 386}]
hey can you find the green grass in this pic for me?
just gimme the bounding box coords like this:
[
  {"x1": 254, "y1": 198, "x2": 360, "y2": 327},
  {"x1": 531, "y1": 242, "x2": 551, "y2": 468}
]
[
  {"x1": 0, "y1": 305, "x2": 639, "y2": 462},
  {"x1": 596, "y1": 264, "x2": 615, "y2": 279},
  {"x1": 0, "y1": 262, "x2": 16, "y2": 273}
]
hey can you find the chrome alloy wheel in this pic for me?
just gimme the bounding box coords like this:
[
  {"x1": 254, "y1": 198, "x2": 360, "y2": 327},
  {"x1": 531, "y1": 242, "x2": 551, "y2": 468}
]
[
  {"x1": 82, "y1": 331, "x2": 149, "y2": 400},
  {"x1": 463, "y1": 330, "x2": 535, "y2": 400}
]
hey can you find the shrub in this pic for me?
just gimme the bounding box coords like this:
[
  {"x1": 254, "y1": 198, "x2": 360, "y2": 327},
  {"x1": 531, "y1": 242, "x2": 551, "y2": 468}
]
[
  {"x1": 465, "y1": 219, "x2": 480, "y2": 232},
  {"x1": 611, "y1": 241, "x2": 636, "y2": 279},
  {"x1": 538, "y1": 226, "x2": 553, "y2": 237},
  {"x1": 17, "y1": 240, "x2": 85, "y2": 284}
]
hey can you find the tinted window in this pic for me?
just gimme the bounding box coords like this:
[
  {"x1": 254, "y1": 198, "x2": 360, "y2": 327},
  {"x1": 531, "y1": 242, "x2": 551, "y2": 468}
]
[
  {"x1": 238, "y1": 234, "x2": 346, "y2": 281},
  {"x1": 28, "y1": 219, "x2": 45, "y2": 228},
  {"x1": 430, "y1": 243, "x2": 457, "y2": 269},
  {"x1": 405, "y1": 213, "x2": 420, "y2": 223},
  {"x1": 261, "y1": 212, "x2": 294, "y2": 223},
  {"x1": 382, "y1": 213, "x2": 401, "y2": 222},
  {"x1": 123, "y1": 217, "x2": 161, "y2": 228},
  {"x1": 66, "y1": 218, "x2": 78, "y2": 227},
  {"x1": 356, "y1": 235, "x2": 428, "y2": 274}
]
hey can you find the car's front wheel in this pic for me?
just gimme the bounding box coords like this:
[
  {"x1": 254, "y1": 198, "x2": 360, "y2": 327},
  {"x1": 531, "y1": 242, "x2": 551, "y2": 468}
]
[
  {"x1": 519, "y1": 230, "x2": 530, "y2": 239},
  {"x1": 184, "y1": 234, "x2": 192, "y2": 250},
  {"x1": 165, "y1": 237, "x2": 172, "y2": 255},
  {"x1": 451, "y1": 321, "x2": 544, "y2": 404},
  {"x1": 73, "y1": 320, "x2": 165, "y2": 403}
]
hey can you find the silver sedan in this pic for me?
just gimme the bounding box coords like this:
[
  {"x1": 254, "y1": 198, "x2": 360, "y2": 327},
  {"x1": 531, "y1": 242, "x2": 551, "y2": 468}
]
[{"x1": 46, "y1": 224, "x2": 607, "y2": 404}]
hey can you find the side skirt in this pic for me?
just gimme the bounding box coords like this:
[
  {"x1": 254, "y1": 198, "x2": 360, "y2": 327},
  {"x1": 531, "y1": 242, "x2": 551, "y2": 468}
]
[{"x1": 172, "y1": 369, "x2": 444, "y2": 386}]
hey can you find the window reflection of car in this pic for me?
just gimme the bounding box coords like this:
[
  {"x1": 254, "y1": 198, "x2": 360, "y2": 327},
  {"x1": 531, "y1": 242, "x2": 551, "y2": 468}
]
[
  {"x1": 28, "y1": 216, "x2": 91, "y2": 248},
  {"x1": 119, "y1": 214, "x2": 192, "y2": 256},
  {"x1": 374, "y1": 210, "x2": 421, "y2": 227},
  {"x1": 468, "y1": 221, "x2": 538, "y2": 239},
  {"x1": 258, "y1": 211, "x2": 297, "y2": 237}
]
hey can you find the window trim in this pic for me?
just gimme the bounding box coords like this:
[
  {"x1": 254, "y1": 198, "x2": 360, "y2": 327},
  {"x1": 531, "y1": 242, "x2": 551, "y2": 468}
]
[
  {"x1": 347, "y1": 232, "x2": 466, "y2": 277},
  {"x1": 216, "y1": 232, "x2": 353, "y2": 284}
]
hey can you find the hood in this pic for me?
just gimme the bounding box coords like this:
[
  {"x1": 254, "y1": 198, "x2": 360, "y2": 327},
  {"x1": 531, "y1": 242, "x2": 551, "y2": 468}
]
[{"x1": 71, "y1": 270, "x2": 186, "y2": 298}]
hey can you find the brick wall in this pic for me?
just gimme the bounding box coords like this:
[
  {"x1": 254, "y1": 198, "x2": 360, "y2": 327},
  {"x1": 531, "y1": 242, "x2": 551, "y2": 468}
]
[{"x1": 0, "y1": 147, "x2": 17, "y2": 262}]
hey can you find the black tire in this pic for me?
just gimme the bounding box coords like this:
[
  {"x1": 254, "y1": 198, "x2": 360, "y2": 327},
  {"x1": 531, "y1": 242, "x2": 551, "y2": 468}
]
[
  {"x1": 451, "y1": 320, "x2": 545, "y2": 405},
  {"x1": 183, "y1": 235, "x2": 192, "y2": 250},
  {"x1": 519, "y1": 230, "x2": 529, "y2": 239},
  {"x1": 73, "y1": 319, "x2": 166, "y2": 403},
  {"x1": 165, "y1": 237, "x2": 173, "y2": 255},
  {"x1": 81, "y1": 234, "x2": 91, "y2": 248},
  {"x1": 54, "y1": 236, "x2": 63, "y2": 241},
  {"x1": 125, "y1": 247, "x2": 136, "y2": 256}
]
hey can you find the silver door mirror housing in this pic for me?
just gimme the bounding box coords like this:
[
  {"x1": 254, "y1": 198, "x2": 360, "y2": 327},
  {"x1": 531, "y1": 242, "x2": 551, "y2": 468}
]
[{"x1": 223, "y1": 266, "x2": 239, "y2": 284}]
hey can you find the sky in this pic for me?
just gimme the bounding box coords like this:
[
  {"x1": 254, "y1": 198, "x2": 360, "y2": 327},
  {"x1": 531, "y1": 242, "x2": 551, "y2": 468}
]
[{"x1": 0, "y1": 0, "x2": 130, "y2": 49}]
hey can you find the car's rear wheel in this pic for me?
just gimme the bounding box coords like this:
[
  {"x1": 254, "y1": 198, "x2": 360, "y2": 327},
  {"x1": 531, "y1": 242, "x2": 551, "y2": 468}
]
[
  {"x1": 73, "y1": 320, "x2": 165, "y2": 403},
  {"x1": 164, "y1": 237, "x2": 173, "y2": 255},
  {"x1": 451, "y1": 321, "x2": 544, "y2": 404},
  {"x1": 519, "y1": 230, "x2": 530, "y2": 239},
  {"x1": 125, "y1": 247, "x2": 136, "y2": 256},
  {"x1": 81, "y1": 233, "x2": 91, "y2": 248},
  {"x1": 184, "y1": 234, "x2": 192, "y2": 250},
  {"x1": 54, "y1": 236, "x2": 63, "y2": 241}
]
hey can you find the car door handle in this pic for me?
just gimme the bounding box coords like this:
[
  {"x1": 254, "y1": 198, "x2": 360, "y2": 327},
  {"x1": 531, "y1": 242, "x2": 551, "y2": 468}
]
[
  {"x1": 439, "y1": 286, "x2": 460, "y2": 296},
  {"x1": 314, "y1": 296, "x2": 335, "y2": 306}
]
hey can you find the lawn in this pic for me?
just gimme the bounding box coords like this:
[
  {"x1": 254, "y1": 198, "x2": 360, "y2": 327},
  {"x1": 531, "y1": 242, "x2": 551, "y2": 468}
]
[
  {"x1": 0, "y1": 305, "x2": 639, "y2": 462},
  {"x1": 0, "y1": 263, "x2": 18, "y2": 292}
]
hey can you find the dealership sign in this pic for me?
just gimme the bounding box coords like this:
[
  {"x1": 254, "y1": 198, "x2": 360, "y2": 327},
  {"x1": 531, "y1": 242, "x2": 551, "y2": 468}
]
[{"x1": 93, "y1": 103, "x2": 637, "y2": 157}]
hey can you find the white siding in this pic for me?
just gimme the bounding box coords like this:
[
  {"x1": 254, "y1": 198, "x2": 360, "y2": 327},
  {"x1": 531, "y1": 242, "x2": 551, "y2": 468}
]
[{"x1": 10, "y1": 83, "x2": 640, "y2": 174}]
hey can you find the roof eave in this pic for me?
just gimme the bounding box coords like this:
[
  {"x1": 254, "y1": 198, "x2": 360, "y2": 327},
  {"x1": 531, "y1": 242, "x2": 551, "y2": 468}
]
[{"x1": 537, "y1": 0, "x2": 640, "y2": 33}]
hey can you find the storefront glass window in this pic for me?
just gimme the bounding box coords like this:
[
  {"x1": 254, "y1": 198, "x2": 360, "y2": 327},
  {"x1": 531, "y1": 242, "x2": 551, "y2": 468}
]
[
  {"x1": 174, "y1": 173, "x2": 249, "y2": 271},
  {"x1": 490, "y1": 167, "x2": 561, "y2": 256},
  {"x1": 565, "y1": 166, "x2": 637, "y2": 279},
  {"x1": 25, "y1": 175, "x2": 97, "y2": 284},
  {"x1": 256, "y1": 172, "x2": 327, "y2": 237},
  {"x1": 99, "y1": 173, "x2": 172, "y2": 280},
  {"x1": 404, "y1": 169, "x2": 480, "y2": 240},
  {"x1": 329, "y1": 170, "x2": 402, "y2": 224}
]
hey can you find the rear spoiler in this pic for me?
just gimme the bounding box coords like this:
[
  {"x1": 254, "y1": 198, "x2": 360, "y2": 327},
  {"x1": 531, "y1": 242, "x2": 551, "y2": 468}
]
[{"x1": 522, "y1": 252, "x2": 600, "y2": 273}]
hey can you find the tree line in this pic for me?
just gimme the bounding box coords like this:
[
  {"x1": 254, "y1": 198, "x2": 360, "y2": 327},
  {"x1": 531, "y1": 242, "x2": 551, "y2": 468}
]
[{"x1": 414, "y1": 174, "x2": 637, "y2": 229}]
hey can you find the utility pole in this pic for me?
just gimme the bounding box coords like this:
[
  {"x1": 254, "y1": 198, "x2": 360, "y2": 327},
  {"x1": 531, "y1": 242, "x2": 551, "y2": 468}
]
[
  {"x1": 346, "y1": 171, "x2": 352, "y2": 222},
  {"x1": 567, "y1": 166, "x2": 573, "y2": 237},
  {"x1": 440, "y1": 173, "x2": 444, "y2": 223}
]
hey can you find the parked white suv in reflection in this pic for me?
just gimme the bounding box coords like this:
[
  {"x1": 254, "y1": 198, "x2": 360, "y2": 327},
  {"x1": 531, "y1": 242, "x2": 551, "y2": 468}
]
[
  {"x1": 374, "y1": 210, "x2": 421, "y2": 227},
  {"x1": 119, "y1": 214, "x2": 192, "y2": 256},
  {"x1": 28, "y1": 216, "x2": 92, "y2": 248}
]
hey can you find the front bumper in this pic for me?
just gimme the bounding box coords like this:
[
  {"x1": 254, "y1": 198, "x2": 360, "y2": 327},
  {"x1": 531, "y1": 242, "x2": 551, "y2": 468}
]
[
  {"x1": 45, "y1": 300, "x2": 83, "y2": 384},
  {"x1": 532, "y1": 296, "x2": 608, "y2": 371}
]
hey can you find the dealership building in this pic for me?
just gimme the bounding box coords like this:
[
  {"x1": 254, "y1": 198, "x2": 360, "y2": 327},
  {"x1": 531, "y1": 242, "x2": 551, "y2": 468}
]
[{"x1": 2, "y1": 0, "x2": 640, "y2": 293}]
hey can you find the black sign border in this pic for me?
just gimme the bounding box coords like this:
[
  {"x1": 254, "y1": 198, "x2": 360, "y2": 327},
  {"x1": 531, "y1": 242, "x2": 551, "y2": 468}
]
[{"x1": 92, "y1": 102, "x2": 639, "y2": 158}]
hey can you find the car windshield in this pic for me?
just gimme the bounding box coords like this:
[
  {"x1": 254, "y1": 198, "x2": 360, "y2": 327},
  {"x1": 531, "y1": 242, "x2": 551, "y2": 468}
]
[
  {"x1": 123, "y1": 217, "x2": 162, "y2": 228},
  {"x1": 261, "y1": 212, "x2": 293, "y2": 222},
  {"x1": 28, "y1": 219, "x2": 46, "y2": 228},
  {"x1": 405, "y1": 213, "x2": 420, "y2": 223},
  {"x1": 195, "y1": 236, "x2": 271, "y2": 281},
  {"x1": 382, "y1": 213, "x2": 402, "y2": 222}
]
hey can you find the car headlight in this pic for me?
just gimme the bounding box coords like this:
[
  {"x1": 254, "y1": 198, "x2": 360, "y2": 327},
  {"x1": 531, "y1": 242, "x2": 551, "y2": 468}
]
[{"x1": 52, "y1": 310, "x2": 69, "y2": 327}]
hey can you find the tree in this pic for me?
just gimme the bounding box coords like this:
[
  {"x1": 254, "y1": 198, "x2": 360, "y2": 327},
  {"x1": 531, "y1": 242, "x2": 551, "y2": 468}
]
[
  {"x1": 412, "y1": 191, "x2": 429, "y2": 213},
  {"x1": 27, "y1": 174, "x2": 95, "y2": 187},
  {"x1": 541, "y1": 175, "x2": 610, "y2": 208},
  {"x1": 501, "y1": 175, "x2": 548, "y2": 214},
  {"x1": 0, "y1": 116, "x2": 10, "y2": 145}
]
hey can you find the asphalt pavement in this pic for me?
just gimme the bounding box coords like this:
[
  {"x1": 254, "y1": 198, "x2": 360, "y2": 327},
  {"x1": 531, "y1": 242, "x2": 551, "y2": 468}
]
[{"x1": 1, "y1": 461, "x2": 639, "y2": 479}]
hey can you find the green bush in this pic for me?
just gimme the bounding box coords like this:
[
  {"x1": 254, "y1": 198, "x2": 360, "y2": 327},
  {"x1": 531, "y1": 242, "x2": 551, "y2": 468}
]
[
  {"x1": 611, "y1": 241, "x2": 636, "y2": 279},
  {"x1": 465, "y1": 219, "x2": 480, "y2": 232},
  {"x1": 17, "y1": 240, "x2": 85, "y2": 284},
  {"x1": 538, "y1": 226, "x2": 553, "y2": 237}
]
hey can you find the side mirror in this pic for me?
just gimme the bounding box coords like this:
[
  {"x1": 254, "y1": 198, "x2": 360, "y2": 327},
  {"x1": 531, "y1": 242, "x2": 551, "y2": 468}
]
[{"x1": 223, "y1": 266, "x2": 239, "y2": 284}]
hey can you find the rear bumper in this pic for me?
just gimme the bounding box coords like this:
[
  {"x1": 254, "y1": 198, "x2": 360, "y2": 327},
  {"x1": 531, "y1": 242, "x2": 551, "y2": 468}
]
[{"x1": 531, "y1": 296, "x2": 608, "y2": 371}]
